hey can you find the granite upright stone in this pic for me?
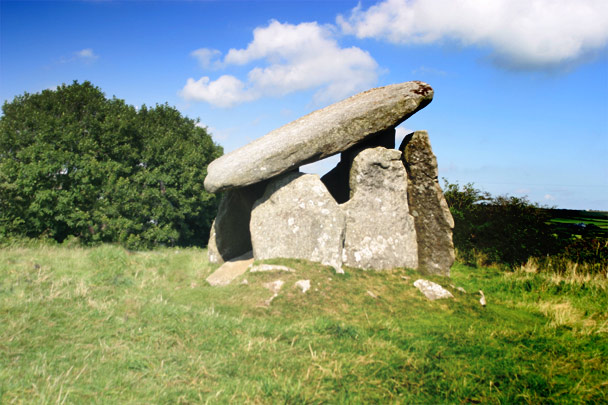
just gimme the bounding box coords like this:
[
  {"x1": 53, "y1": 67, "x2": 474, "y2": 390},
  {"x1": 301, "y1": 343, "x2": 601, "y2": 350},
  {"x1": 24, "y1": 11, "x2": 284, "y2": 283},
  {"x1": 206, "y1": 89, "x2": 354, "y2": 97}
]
[
  {"x1": 321, "y1": 127, "x2": 395, "y2": 204},
  {"x1": 341, "y1": 147, "x2": 418, "y2": 270},
  {"x1": 250, "y1": 172, "x2": 346, "y2": 272},
  {"x1": 401, "y1": 131, "x2": 455, "y2": 276}
]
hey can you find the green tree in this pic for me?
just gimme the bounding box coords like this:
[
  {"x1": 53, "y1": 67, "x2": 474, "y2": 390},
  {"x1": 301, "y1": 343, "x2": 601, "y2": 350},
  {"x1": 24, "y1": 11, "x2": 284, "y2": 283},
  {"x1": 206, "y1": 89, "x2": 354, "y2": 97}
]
[{"x1": 0, "y1": 81, "x2": 223, "y2": 248}]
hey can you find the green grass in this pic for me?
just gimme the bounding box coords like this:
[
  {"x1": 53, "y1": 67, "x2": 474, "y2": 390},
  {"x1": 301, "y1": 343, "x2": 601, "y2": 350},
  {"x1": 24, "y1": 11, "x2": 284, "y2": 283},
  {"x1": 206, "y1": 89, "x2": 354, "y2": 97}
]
[
  {"x1": 1, "y1": 245, "x2": 607, "y2": 403},
  {"x1": 546, "y1": 209, "x2": 608, "y2": 235},
  {"x1": 550, "y1": 217, "x2": 608, "y2": 230}
]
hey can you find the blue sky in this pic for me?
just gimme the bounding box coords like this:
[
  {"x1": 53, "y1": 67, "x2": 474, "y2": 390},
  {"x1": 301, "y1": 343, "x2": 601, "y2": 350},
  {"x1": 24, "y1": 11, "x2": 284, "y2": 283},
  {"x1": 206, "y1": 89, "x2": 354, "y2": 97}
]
[{"x1": 1, "y1": 0, "x2": 607, "y2": 210}]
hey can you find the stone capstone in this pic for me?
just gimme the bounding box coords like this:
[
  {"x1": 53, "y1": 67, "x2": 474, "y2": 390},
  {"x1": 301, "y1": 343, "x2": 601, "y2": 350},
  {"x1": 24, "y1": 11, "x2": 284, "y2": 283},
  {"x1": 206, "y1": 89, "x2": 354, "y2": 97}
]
[
  {"x1": 401, "y1": 131, "x2": 455, "y2": 276},
  {"x1": 207, "y1": 181, "x2": 268, "y2": 264},
  {"x1": 204, "y1": 81, "x2": 433, "y2": 193},
  {"x1": 341, "y1": 147, "x2": 418, "y2": 270},
  {"x1": 250, "y1": 172, "x2": 346, "y2": 272}
]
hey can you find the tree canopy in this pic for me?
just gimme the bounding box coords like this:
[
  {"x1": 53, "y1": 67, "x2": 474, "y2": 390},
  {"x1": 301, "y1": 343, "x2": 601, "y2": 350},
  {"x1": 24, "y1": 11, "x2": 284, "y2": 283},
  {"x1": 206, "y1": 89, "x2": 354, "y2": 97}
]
[{"x1": 0, "y1": 81, "x2": 223, "y2": 249}]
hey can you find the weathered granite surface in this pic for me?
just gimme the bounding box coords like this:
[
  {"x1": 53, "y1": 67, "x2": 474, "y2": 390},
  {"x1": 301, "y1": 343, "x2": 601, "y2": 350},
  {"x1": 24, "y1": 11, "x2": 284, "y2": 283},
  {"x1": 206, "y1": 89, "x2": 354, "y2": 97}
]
[
  {"x1": 321, "y1": 127, "x2": 395, "y2": 204},
  {"x1": 413, "y1": 279, "x2": 454, "y2": 300},
  {"x1": 341, "y1": 147, "x2": 418, "y2": 270},
  {"x1": 401, "y1": 131, "x2": 455, "y2": 276},
  {"x1": 250, "y1": 172, "x2": 345, "y2": 272},
  {"x1": 204, "y1": 81, "x2": 433, "y2": 193}
]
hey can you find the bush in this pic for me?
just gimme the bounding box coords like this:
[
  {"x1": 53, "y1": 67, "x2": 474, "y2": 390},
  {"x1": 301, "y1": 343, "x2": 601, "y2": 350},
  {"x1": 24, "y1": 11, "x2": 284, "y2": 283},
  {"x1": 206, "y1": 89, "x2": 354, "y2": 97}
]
[
  {"x1": 0, "y1": 81, "x2": 223, "y2": 249},
  {"x1": 443, "y1": 180, "x2": 562, "y2": 267},
  {"x1": 560, "y1": 238, "x2": 607, "y2": 274}
]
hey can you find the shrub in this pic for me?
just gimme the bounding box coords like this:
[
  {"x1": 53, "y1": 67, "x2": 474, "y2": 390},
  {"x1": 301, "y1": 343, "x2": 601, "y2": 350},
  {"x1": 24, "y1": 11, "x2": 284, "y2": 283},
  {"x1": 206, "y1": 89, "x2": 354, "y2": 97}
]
[
  {"x1": 0, "y1": 81, "x2": 223, "y2": 249},
  {"x1": 557, "y1": 238, "x2": 608, "y2": 275},
  {"x1": 443, "y1": 180, "x2": 562, "y2": 267}
]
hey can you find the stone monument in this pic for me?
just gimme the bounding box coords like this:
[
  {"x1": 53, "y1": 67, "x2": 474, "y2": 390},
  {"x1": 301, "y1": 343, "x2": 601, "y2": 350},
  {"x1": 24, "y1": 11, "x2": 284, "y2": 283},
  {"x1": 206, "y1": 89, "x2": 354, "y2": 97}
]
[{"x1": 205, "y1": 81, "x2": 454, "y2": 276}]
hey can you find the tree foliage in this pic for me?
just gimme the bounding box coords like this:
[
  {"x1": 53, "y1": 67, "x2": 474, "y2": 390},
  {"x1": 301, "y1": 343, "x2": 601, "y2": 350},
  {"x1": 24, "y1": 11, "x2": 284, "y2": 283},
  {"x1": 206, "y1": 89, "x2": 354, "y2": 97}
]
[
  {"x1": 0, "y1": 81, "x2": 223, "y2": 249},
  {"x1": 443, "y1": 180, "x2": 561, "y2": 266}
]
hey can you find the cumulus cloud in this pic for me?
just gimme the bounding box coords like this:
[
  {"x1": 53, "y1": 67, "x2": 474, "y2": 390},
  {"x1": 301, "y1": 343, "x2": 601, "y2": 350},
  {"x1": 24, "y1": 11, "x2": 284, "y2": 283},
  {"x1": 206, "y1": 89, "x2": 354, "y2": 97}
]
[
  {"x1": 181, "y1": 75, "x2": 257, "y2": 108},
  {"x1": 181, "y1": 20, "x2": 378, "y2": 107},
  {"x1": 338, "y1": 0, "x2": 608, "y2": 70}
]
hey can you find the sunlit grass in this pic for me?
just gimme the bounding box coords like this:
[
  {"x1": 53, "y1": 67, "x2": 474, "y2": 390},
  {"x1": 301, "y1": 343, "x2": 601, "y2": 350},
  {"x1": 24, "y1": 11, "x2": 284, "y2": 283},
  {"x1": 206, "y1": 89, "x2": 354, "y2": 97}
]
[{"x1": 1, "y1": 245, "x2": 606, "y2": 403}]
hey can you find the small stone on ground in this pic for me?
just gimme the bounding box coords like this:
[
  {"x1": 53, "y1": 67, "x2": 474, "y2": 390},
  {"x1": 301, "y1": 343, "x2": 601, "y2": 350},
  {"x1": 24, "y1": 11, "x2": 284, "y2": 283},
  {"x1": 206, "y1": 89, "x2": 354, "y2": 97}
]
[
  {"x1": 206, "y1": 251, "x2": 254, "y2": 286},
  {"x1": 295, "y1": 280, "x2": 311, "y2": 293},
  {"x1": 413, "y1": 279, "x2": 454, "y2": 300},
  {"x1": 262, "y1": 279, "x2": 285, "y2": 305}
]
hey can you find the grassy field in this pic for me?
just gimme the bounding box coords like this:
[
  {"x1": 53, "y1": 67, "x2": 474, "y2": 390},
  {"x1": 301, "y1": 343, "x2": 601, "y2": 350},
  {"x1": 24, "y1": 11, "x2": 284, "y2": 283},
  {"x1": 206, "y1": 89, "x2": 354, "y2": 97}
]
[
  {"x1": 546, "y1": 209, "x2": 608, "y2": 236},
  {"x1": 1, "y1": 244, "x2": 607, "y2": 404}
]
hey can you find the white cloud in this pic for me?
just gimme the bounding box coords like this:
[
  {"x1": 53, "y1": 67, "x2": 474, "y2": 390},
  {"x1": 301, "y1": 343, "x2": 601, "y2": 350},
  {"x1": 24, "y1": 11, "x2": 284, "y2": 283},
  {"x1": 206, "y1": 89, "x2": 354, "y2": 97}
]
[
  {"x1": 191, "y1": 48, "x2": 222, "y2": 69},
  {"x1": 75, "y1": 48, "x2": 99, "y2": 62},
  {"x1": 544, "y1": 194, "x2": 556, "y2": 201},
  {"x1": 338, "y1": 0, "x2": 608, "y2": 70},
  {"x1": 181, "y1": 75, "x2": 257, "y2": 108},
  {"x1": 57, "y1": 48, "x2": 99, "y2": 65},
  {"x1": 181, "y1": 20, "x2": 379, "y2": 107}
]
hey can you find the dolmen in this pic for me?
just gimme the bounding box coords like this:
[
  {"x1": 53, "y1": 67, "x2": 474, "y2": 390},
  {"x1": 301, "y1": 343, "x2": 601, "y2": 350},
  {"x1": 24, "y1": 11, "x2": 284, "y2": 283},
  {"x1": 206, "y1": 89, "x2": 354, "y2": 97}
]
[{"x1": 205, "y1": 81, "x2": 455, "y2": 276}]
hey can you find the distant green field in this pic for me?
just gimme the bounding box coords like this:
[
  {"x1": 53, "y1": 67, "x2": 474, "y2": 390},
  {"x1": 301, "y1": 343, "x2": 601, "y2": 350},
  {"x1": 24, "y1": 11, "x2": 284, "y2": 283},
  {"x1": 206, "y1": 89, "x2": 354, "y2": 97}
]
[
  {"x1": 1, "y1": 245, "x2": 606, "y2": 403},
  {"x1": 545, "y1": 209, "x2": 608, "y2": 237},
  {"x1": 550, "y1": 217, "x2": 608, "y2": 228}
]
